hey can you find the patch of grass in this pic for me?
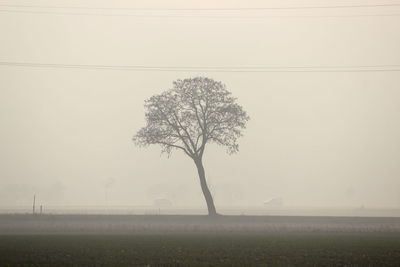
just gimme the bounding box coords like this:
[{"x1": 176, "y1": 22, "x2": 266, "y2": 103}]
[{"x1": 1, "y1": 233, "x2": 399, "y2": 266}]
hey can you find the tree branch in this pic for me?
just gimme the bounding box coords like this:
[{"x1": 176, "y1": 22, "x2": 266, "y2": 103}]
[
  {"x1": 157, "y1": 141, "x2": 193, "y2": 158},
  {"x1": 158, "y1": 108, "x2": 195, "y2": 156},
  {"x1": 172, "y1": 112, "x2": 198, "y2": 156}
]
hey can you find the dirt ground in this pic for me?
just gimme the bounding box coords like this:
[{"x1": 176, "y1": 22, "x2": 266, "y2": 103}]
[{"x1": 1, "y1": 215, "x2": 399, "y2": 266}]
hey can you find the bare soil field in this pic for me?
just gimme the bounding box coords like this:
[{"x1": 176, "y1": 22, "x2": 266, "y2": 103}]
[
  {"x1": 1, "y1": 215, "x2": 399, "y2": 266},
  {"x1": 1, "y1": 214, "x2": 399, "y2": 235}
]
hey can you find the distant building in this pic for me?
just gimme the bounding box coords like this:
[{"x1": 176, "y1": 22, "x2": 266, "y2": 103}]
[
  {"x1": 153, "y1": 198, "x2": 173, "y2": 208},
  {"x1": 264, "y1": 197, "x2": 284, "y2": 207}
]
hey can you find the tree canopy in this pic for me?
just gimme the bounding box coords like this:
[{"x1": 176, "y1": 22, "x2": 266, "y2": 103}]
[{"x1": 134, "y1": 77, "x2": 250, "y2": 160}]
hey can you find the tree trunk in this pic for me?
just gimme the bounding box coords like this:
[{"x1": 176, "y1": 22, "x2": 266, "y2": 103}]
[{"x1": 194, "y1": 158, "x2": 218, "y2": 216}]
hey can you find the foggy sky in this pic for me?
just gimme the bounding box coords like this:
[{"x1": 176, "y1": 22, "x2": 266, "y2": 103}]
[{"x1": 1, "y1": 0, "x2": 399, "y2": 209}]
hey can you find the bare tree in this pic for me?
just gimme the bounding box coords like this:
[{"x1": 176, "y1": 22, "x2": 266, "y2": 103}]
[{"x1": 134, "y1": 77, "x2": 249, "y2": 216}]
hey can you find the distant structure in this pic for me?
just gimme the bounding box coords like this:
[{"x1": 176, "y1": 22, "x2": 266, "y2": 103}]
[
  {"x1": 153, "y1": 199, "x2": 173, "y2": 208},
  {"x1": 264, "y1": 197, "x2": 284, "y2": 207}
]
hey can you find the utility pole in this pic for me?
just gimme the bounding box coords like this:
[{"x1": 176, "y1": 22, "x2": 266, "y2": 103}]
[{"x1": 32, "y1": 194, "x2": 36, "y2": 215}]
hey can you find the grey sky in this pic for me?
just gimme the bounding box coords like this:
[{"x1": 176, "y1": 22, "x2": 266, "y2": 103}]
[{"x1": 0, "y1": 0, "x2": 399, "y2": 209}]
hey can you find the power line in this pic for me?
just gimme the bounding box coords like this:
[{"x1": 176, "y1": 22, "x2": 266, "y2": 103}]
[
  {"x1": 1, "y1": 9, "x2": 399, "y2": 18},
  {"x1": 2, "y1": 3, "x2": 400, "y2": 18},
  {"x1": 1, "y1": 3, "x2": 400, "y2": 10},
  {"x1": 1, "y1": 61, "x2": 400, "y2": 73}
]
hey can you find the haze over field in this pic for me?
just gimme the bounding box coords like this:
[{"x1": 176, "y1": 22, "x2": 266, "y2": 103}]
[{"x1": 0, "y1": 0, "x2": 399, "y2": 212}]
